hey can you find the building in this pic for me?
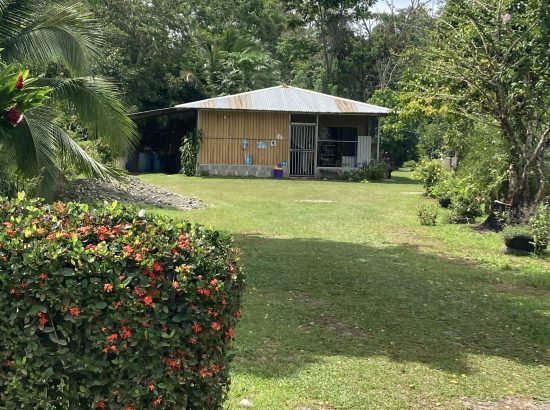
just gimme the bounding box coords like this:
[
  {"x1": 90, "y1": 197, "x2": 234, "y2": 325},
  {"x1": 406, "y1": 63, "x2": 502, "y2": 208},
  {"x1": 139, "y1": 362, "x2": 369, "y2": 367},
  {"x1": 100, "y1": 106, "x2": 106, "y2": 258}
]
[{"x1": 129, "y1": 85, "x2": 391, "y2": 178}]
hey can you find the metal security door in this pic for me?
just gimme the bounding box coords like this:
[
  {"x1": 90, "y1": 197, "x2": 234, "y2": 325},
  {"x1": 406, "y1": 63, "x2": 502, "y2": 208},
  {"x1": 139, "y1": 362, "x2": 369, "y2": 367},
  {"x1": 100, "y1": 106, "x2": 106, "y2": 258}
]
[{"x1": 290, "y1": 123, "x2": 316, "y2": 176}]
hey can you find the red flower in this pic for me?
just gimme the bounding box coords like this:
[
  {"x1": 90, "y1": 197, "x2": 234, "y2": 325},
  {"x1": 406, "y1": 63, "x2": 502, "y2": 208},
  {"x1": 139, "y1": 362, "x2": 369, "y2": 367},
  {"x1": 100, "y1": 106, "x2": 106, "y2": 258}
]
[
  {"x1": 85, "y1": 244, "x2": 96, "y2": 251},
  {"x1": 68, "y1": 306, "x2": 80, "y2": 317},
  {"x1": 190, "y1": 336, "x2": 197, "y2": 345},
  {"x1": 135, "y1": 253, "x2": 144, "y2": 262},
  {"x1": 192, "y1": 323, "x2": 202, "y2": 333},
  {"x1": 37, "y1": 312, "x2": 48, "y2": 327},
  {"x1": 106, "y1": 333, "x2": 118, "y2": 344},
  {"x1": 15, "y1": 74, "x2": 24, "y2": 90},
  {"x1": 211, "y1": 322, "x2": 221, "y2": 331},
  {"x1": 113, "y1": 300, "x2": 123, "y2": 309},
  {"x1": 103, "y1": 283, "x2": 113, "y2": 292},
  {"x1": 210, "y1": 278, "x2": 218, "y2": 287},
  {"x1": 102, "y1": 345, "x2": 117, "y2": 353},
  {"x1": 172, "y1": 280, "x2": 180, "y2": 289},
  {"x1": 143, "y1": 296, "x2": 153, "y2": 306},
  {"x1": 123, "y1": 244, "x2": 134, "y2": 254},
  {"x1": 121, "y1": 325, "x2": 132, "y2": 340},
  {"x1": 152, "y1": 261, "x2": 163, "y2": 272},
  {"x1": 95, "y1": 400, "x2": 106, "y2": 409},
  {"x1": 226, "y1": 327, "x2": 235, "y2": 338},
  {"x1": 197, "y1": 288, "x2": 210, "y2": 297},
  {"x1": 39, "y1": 273, "x2": 48, "y2": 282},
  {"x1": 148, "y1": 383, "x2": 155, "y2": 392},
  {"x1": 211, "y1": 363, "x2": 221, "y2": 373},
  {"x1": 199, "y1": 367, "x2": 212, "y2": 378},
  {"x1": 232, "y1": 310, "x2": 241, "y2": 318},
  {"x1": 152, "y1": 397, "x2": 162, "y2": 407},
  {"x1": 122, "y1": 407, "x2": 134, "y2": 410}
]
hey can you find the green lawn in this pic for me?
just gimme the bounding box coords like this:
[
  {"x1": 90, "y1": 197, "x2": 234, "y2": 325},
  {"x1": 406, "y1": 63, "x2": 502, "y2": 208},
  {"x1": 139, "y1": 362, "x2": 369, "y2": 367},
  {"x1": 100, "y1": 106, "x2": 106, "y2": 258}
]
[{"x1": 140, "y1": 172, "x2": 550, "y2": 410}]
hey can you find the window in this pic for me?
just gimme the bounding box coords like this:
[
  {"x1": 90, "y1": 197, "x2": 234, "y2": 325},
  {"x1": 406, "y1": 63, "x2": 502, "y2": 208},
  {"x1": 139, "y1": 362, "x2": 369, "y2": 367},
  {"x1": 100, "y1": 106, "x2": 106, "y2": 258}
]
[{"x1": 317, "y1": 127, "x2": 358, "y2": 167}]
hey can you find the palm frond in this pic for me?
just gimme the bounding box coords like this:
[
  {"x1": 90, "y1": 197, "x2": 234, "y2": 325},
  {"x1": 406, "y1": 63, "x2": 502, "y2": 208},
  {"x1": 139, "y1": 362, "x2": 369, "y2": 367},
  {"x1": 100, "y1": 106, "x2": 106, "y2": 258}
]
[
  {"x1": 40, "y1": 76, "x2": 139, "y2": 156},
  {"x1": 0, "y1": 0, "x2": 101, "y2": 75}
]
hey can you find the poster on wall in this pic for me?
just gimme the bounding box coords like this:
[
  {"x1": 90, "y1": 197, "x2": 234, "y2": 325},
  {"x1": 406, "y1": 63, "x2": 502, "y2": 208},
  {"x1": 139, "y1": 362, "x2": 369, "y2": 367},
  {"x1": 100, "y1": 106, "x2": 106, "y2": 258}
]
[
  {"x1": 271, "y1": 140, "x2": 277, "y2": 147},
  {"x1": 256, "y1": 141, "x2": 268, "y2": 149}
]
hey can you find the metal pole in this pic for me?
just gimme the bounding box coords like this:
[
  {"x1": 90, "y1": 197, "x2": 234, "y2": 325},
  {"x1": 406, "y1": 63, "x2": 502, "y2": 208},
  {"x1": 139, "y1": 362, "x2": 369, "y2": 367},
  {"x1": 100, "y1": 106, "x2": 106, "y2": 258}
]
[{"x1": 376, "y1": 117, "x2": 380, "y2": 161}]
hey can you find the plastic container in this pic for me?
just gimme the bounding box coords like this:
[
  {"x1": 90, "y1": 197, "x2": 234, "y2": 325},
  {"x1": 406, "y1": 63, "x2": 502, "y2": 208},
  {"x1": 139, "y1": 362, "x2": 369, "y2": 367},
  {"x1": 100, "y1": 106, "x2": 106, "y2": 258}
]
[
  {"x1": 244, "y1": 154, "x2": 253, "y2": 166},
  {"x1": 273, "y1": 167, "x2": 284, "y2": 178},
  {"x1": 138, "y1": 152, "x2": 153, "y2": 172}
]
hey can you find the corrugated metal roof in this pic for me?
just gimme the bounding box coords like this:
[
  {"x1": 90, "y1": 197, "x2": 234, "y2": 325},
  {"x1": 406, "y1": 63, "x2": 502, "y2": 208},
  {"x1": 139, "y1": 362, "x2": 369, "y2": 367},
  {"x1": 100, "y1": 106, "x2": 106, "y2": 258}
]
[{"x1": 175, "y1": 85, "x2": 391, "y2": 115}]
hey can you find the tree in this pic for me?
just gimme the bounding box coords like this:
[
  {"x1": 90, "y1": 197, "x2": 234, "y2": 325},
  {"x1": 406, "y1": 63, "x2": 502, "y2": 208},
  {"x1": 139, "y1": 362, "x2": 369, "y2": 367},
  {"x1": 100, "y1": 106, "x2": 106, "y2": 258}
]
[
  {"x1": 0, "y1": 0, "x2": 138, "y2": 193},
  {"x1": 418, "y1": 0, "x2": 550, "y2": 216}
]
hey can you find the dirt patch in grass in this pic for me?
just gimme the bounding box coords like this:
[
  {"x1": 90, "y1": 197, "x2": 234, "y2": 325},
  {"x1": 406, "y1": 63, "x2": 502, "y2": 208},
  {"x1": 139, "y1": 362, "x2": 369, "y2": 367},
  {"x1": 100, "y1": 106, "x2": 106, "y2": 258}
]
[
  {"x1": 494, "y1": 282, "x2": 550, "y2": 297},
  {"x1": 450, "y1": 397, "x2": 550, "y2": 409}
]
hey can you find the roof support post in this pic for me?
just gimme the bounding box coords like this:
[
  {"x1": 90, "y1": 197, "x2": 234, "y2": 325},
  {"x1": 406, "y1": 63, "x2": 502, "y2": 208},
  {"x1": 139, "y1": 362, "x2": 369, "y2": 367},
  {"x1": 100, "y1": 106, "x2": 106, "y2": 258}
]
[
  {"x1": 376, "y1": 117, "x2": 380, "y2": 161},
  {"x1": 314, "y1": 114, "x2": 319, "y2": 177}
]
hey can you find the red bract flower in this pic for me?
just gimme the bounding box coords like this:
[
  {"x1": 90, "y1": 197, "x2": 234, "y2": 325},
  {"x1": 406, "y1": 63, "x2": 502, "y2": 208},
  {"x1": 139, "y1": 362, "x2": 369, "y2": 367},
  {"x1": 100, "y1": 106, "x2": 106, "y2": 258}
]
[
  {"x1": 106, "y1": 333, "x2": 118, "y2": 344},
  {"x1": 4, "y1": 106, "x2": 23, "y2": 126},
  {"x1": 152, "y1": 261, "x2": 163, "y2": 272},
  {"x1": 148, "y1": 383, "x2": 155, "y2": 391},
  {"x1": 38, "y1": 312, "x2": 48, "y2": 326},
  {"x1": 135, "y1": 253, "x2": 144, "y2": 262},
  {"x1": 15, "y1": 74, "x2": 24, "y2": 90},
  {"x1": 123, "y1": 244, "x2": 134, "y2": 254},
  {"x1": 143, "y1": 296, "x2": 153, "y2": 306},
  {"x1": 113, "y1": 300, "x2": 123, "y2": 309},
  {"x1": 211, "y1": 363, "x2": 221, "y2": 373},
  {"x1": 102, "y1": 345, "x2": 117, "y2": 353},
  {"x1": 226, "y1": 327, "x2": 235, "y2": 338},
  {"x1": 190, "y1": 336, "x2": 197, "y2": 345},
  {"x1": 192, "y1": 323, "x2": 201, "y2": 333},
  {"x1": 85, "y1": 244, "x2": 96, "y2": 251},
  {"x1": 69, "y1": 306, "x2": 80, "y2": 317},
  {"x1": 211, "y1": 322, "x2": 221, "y2": 331},
  {"x1": 172, "y1": 280, "x2": 180, "y2": 289},
  {"x1": 152, "y1": 397, "x2": 162, "y2": 407},
  {"x1": 95, "y1": 400, "x2": 106, "y2": 409},
  {"x1": 210, "y1": 278, "x2": 218, "y2": 287},
  {"x1": 103, "y1": 283, "x2": 113, "y2": 292},
  {"x1": 39, "y1": 273, "x2": 48, "y2": 282}
]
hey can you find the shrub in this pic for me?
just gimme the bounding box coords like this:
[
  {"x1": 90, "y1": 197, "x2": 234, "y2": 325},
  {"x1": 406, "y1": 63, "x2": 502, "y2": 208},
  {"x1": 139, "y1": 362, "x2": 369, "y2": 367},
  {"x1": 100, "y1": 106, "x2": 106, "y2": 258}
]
[
  {"x1": 341, "y1": 160, "x2": 388, "y2": 182},
  {"x1": 417, "y1": 204, "x2": 438, "y2": 226},
  {"x1": 530, "y1": 203, "x2": 550, "y2": 252},
  {"x1": 431, "y1": 173, "x2": 455, "y2": 207},
  {"x1": 402, "y1": 160, "x2": 418, "y2": 170},
  {"x1": 412, "y1": 159, "x2": 448, "y2": 195},
  {"x1": 0, "y1": 195, "x2": 244, "y2": 409},
  {"x1": 180, "y1": 129, "x2": 203, "y2": 176}
]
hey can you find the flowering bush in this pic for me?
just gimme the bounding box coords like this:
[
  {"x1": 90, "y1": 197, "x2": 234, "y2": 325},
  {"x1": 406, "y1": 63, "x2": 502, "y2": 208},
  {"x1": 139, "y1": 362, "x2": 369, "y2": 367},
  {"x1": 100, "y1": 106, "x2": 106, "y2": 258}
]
[{"x1": 0, "y1": 195, "x2": 244, "y2": 409}]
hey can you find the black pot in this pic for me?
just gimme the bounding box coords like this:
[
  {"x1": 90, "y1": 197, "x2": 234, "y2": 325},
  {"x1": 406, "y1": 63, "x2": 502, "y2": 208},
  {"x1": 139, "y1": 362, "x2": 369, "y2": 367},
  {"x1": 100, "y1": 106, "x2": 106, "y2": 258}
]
[
  {"x1": 504, "y1": 235, "x2": 536, "y2": 252},
  {"x1": 439, "y1": 197, "x2": 452, "y2": 208}
]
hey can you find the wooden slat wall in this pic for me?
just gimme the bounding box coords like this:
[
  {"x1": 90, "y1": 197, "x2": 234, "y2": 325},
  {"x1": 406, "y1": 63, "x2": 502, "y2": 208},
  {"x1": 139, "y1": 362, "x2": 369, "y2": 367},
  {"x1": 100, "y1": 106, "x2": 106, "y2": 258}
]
[
  {"x1": 198, "y1": 110, "x2": 289, "y2": 166},
  {"x1": 318, "y1": 115, "x2": 371, "y2": 135}
]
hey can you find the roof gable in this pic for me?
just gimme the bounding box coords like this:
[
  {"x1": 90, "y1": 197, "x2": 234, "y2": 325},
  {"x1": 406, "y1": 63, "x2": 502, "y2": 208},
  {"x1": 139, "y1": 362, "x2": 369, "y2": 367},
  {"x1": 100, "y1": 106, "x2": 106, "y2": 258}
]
[{"x1": 175, "y1": 85, "x2": 391, "y2": 115}]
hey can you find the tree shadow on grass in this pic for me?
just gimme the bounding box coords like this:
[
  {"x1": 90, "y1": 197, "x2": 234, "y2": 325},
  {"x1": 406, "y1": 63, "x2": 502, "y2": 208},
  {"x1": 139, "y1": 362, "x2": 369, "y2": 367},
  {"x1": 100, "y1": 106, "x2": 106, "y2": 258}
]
[{"x1": 232, "y1": 234, "x2": 550, "y2": 379}]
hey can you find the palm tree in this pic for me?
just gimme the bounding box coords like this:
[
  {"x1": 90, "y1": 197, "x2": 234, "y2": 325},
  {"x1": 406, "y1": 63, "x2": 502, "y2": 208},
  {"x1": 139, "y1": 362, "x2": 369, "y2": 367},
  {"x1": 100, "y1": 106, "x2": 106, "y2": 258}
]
[{"x1": 0, "y1": 0, "x2": 138, "y2": 194}]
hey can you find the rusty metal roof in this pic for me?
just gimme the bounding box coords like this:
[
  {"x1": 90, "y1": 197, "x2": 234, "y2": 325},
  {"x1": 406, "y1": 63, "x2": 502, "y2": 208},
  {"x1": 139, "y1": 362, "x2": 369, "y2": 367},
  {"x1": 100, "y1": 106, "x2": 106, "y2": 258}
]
[{"x1": 174, "y1": 85, "x2": 391, "y2": 115}]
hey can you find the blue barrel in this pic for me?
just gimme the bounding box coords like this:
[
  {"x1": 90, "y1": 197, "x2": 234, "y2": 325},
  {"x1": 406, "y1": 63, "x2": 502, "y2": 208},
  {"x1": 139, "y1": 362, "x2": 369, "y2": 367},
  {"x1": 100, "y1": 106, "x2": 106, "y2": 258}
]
[
  {"x1": 244, "y1": 154, "x2": 253, "y2": 166},
  {"x1": 138, "y1": 152, "x2": 153, "y2": 172}
]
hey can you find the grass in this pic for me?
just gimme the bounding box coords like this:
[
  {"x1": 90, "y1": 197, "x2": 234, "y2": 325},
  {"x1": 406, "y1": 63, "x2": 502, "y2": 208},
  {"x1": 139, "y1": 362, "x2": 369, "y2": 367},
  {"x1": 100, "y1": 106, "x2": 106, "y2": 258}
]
[{"x1": 140, "y1": 172, "x2": 550, "y2": 409}]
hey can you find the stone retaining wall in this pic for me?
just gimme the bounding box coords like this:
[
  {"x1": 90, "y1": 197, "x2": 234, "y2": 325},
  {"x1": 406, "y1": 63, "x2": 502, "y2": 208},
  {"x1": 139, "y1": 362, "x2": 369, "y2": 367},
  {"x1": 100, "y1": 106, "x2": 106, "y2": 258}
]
[{"x1": 198, "y1": 164, "x2": 286, "y2": 178}]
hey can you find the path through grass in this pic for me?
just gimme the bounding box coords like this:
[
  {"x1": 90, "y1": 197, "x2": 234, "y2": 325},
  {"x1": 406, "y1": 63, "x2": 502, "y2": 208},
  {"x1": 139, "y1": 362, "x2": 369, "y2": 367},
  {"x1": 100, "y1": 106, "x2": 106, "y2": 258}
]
[{"x1": 140, "y1": 172, "x2": 550, "y2": 409}]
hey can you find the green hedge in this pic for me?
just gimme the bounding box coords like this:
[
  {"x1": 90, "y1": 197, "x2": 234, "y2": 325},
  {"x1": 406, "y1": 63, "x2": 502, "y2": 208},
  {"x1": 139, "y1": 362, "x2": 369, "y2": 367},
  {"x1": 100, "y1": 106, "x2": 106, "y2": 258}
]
[{"x1": 0, "y1": 195, "x2": 244, "y2": 409}]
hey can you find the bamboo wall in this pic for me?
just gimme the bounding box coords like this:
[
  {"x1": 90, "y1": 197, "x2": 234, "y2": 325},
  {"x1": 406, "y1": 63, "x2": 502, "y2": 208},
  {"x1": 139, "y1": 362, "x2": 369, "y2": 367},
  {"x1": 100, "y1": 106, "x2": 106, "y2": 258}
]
[{"x1": 198, "y1": 110, "x2": 289, "y2": 166}]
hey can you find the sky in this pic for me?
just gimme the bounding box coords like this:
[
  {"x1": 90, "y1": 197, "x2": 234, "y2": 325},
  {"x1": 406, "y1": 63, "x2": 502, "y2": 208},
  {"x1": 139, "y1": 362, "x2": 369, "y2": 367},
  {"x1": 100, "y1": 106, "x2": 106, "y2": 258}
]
[{"x1": 373, "y1": 0, "x2": 438, "y2": 13}]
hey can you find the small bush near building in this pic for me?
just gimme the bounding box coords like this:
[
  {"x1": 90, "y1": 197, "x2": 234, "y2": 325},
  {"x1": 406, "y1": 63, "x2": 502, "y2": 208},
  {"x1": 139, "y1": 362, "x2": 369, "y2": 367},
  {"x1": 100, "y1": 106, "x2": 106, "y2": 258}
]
[
  {"x1": 412, "y1": 159, "x2": 448, "y2": 195},
  {"x1": 0, "y1": 195, "x2": 244, "y2": 409},
  {"x1": 417, "y1": 204, "x2": 439, "y2": 226},
  {"x1": 180, "y1": 129, "x2": 204, "y2": 176},
  {"x1": 341, "y1": 160, "x2": 389, "y2": 182}
]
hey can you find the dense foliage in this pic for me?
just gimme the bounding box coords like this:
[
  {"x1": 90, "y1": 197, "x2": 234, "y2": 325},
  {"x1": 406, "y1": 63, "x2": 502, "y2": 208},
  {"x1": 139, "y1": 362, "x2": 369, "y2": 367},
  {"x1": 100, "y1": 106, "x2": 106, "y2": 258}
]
[
  {"x1": 341, "y1": 160, "x2": 388, "y2": 182},
  {"x1": 0, "y1": 0, "x2": 138, "y2": 195},
  {"x1": 0, "y1": 196, "x2": 244, "y2": 409}
]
